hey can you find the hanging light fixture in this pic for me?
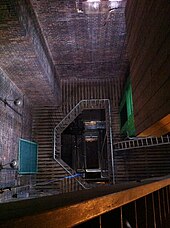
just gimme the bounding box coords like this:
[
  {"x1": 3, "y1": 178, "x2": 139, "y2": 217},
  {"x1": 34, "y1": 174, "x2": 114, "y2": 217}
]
[
  {"x1": 0, "y1": 97, "x2": 23, "y2": 116},
  {"x1": 14, "y1": 98, "x2": 23, "y2": 107},
  {"x1": 76, "y1": 0, "x2": 123, "y2": 15},
  {"x1": 0, "y1": 97, "x2": 23, "y2": 107},
  {"x1": 0, "y1": 159, "x2": 18, "y2": 171}
]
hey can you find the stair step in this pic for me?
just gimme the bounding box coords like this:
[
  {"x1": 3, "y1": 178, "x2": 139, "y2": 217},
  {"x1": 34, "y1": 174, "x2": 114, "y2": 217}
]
[
  {"x1": 38, "y1": 163, "x2": 58, "y2": 166},
  {"x1": 38, "y1": 153, "x2": 53, "y2": 156},
  {"x1": 36, "y1": 142, "x2": 52, "y2": 145},
  {"x1": 37, "y1": 173, "x2": 67, "y2": 177},
  {"x1": 38, "y1": 168, "x2": 66, "y2": 172},
  {"x1": 32, "y1": 102, "x2": 99, "y2": 192},
  {"x1": 36, "y1": 176, "x2": 67, "y2": 181},
  {"x1": 38, "y1": 158, "x2": 57, "y2": 161},
  {"x1": 38, "y1": 154, "x2": 53, "y2": 157}
]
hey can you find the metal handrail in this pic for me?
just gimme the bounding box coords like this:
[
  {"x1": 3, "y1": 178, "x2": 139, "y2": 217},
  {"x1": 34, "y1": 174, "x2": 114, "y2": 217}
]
[
  {"x1": 53, "y1": 99, "x2": 114, "y2": 185},
  {"x1": 54, "y1": 99, "x2": 111, "y2": 157},
  {"x1": 108, "y1": 99, "x2": 115, "y2": 184},
  {"x1": 54, "y1": 158, "x2": 88, "y2": 189},
  {"x1": 54, "y1": 99, "x2": 108, "y2": 131},
  {"x1": 114, "y1": 135, "x2": 170, "y2": 151}
]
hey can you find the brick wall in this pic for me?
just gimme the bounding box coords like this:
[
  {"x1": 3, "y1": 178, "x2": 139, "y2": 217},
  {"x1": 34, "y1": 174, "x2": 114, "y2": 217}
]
[
  {"x1": 0, "y1": 0, "x2": 61, "y2": 107},
  {"x1": 125, "y1": 0, "x2": 170, "y2": 135},
  {"x1": 0, "y1": 68, "x2": 33, "y2": 202},
  {"x1": 17, "y1": 0, "x2": 61, "y2": 101},
  {"x1": 61, "y1": 78, "x2": 124, "y2": 141}
]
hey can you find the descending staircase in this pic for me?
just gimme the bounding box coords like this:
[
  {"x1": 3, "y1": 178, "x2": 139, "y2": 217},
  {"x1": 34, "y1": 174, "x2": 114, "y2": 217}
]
[
  {"x1": 54, "y1": 99, "x2": 112, "y2": 158},
  {"x1": 32, "y1": 99, "x2": 115, "y2": 192},
  {"x1": 54, "y1": 99, "x2": 114, "y2": 183},
  {"x1": 32, "y1": 106, "x2": 71, "y2": 192}
]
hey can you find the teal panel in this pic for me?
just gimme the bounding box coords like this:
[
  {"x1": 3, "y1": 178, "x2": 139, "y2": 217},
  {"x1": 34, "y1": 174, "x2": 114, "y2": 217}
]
[{"x1": 19, "y1": 139, "x2": 38, "y2": 174}]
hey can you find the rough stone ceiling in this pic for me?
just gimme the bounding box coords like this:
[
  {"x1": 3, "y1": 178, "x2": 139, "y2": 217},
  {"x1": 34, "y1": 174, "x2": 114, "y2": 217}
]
[
  {"x1": 0, "y1": 0, "x2": 60, "y2": 106},
  {"x1": 31, "y1": 0, "x2": 128, "y2": 79},
  {"x1": 0, "y1": 0, "x2": 128, "y2": 106}
]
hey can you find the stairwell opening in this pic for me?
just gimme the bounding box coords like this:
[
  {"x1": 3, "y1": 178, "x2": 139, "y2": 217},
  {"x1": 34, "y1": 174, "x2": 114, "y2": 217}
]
[{"x1": 61, "y1": 109, "x2": 109, "y2": 182}]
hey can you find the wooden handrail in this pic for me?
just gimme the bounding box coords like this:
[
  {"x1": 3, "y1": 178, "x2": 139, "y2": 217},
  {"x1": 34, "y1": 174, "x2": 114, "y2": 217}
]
[{"x1": 0, "y1": 175, "x2": 170, "y2": 227}]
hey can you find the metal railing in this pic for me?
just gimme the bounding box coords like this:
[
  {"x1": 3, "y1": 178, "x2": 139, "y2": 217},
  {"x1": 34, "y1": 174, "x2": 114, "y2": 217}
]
[
  {"x1": 53, "y1": 99, "x2": 115, "y2": 184},
  {"x1": 114, "y1": 135, "x2": 170, "y2": 151},
  {"x1": 53, "y1": 158, "x2": 87, "y2": 190}
]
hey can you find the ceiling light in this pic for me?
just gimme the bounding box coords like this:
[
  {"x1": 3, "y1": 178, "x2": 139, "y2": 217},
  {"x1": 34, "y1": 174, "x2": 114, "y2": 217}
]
[
  {"x1": 13, "y1": 98, "x2": 23, "y2": 107},
  {"x1": 0, "y1": 97, "x2": 23, "y2": 107},
  {"x1": 0, "y1": 159, "x2": 18, "y2": 171},
  {"x1": 0, "y1": 97, "x2": 23, "y2": 116},
  {"x1": 79, "y1": 0, "x2": 122, "y2": 14}
]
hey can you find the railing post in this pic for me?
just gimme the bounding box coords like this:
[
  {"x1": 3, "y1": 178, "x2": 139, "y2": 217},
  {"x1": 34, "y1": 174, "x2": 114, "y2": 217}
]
[{"x1": 106, "y1": 99, "x2": 115, "y2": 184}]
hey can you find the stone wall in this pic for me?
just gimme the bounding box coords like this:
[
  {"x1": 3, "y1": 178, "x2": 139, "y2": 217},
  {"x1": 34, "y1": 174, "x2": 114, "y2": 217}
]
[{"x1": 0, "y1": 68, "x2": 33, "y2": 202}]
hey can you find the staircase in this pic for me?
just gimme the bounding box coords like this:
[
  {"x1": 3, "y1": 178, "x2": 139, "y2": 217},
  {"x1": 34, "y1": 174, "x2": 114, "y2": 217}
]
[
  {"x1": 54, "y1": 99, "x2": 115, "y2": 183},
  {"x1": 54, "y1": 99, "x2": 112, "y2": 158},
  {"x1": 32, "y1": 99, "x2": 114, "y2": 192},
  {"x1": 32, "y1": 106, "x2": 71, "y2": 192}
]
